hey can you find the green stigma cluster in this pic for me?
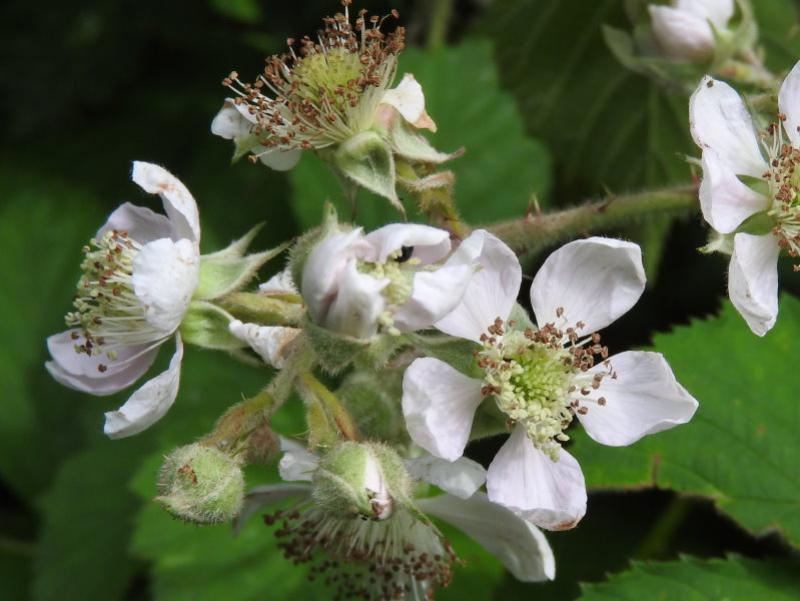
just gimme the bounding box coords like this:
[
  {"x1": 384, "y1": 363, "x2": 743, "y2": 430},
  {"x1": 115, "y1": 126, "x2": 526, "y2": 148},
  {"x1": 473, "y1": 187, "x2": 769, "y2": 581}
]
[{"x1": 358, "y1": 250, "x2": 420, "y2": 336}]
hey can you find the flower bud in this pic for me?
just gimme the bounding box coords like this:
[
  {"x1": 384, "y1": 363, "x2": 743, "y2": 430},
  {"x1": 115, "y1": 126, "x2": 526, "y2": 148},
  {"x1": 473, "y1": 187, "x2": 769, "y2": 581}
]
[
  {"x1": 649, "y1": 0, "x2": 734, "y2": 62},
  {"x1": 156, "y1": 443, "x2": 245, "y2": 524},
  {"x1": 312, "y1": 442, "x2": 411, "y2": 521}
]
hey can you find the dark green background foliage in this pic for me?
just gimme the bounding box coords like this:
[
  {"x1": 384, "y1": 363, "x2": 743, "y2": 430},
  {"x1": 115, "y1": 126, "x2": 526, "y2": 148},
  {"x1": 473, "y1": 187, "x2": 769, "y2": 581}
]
[{"x1": 1, "y1": 0, "x2": 798, "y2": 599}]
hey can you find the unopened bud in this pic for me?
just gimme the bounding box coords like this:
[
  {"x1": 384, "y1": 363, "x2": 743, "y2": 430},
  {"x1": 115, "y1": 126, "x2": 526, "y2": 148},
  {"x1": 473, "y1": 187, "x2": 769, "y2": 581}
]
[
  {"x1": 312, "y1": 442, "x2": 411, "y2": 521},
  {"x1": 156, "y1": 443, "x2": 245, "y2": 524}
]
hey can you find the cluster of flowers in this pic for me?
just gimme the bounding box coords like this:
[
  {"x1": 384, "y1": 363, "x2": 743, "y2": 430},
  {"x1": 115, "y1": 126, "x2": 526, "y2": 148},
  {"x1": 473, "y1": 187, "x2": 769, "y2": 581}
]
[{"x1": 45, "y1": 0, "x2": 800, "y2": 598}]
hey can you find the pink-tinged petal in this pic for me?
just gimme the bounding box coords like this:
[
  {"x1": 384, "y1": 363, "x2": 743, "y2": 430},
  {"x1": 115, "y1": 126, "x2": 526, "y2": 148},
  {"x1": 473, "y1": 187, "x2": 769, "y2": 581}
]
[
  {"x1": 131, "y1": 161, "x2": 201, "y2": 242},
  {"x1": 402, "y1": 357, "x2": 483, "y2": 461},
  {"x1": 45, "y1": 330, "x2": 159, "y2": 395},
  {"x1": 96, "y1": 202, "x2": 174, "y2": 244},
  {"x1": 699, "y1": 149, "x2": 768, "y2": 234},
  {"x1": 689, "y1": 77, "x2": 766, "y2": 178},
  {"x1": 435, "y1": 230, "x2": 521, "y2": 343},
  {"x1": 228, "y1": 320, "x2": 301, "y2": 368},
  {"x1": 258, "y1": 148, "x2": 301, "y2": 171},
  {"x1": 364, "y1": 223, "x2": 451, "y2": 264},
  {"x1": 324, "y1": 260, "x2": 388, "y2": 338},
  {"x1": 577, "y1": 351, "x2": 699, "y2": 446},
  {"x1": 406, "y1": 454, "x2": 486, "y2": 499},
  {"x1": 392, "y1": 262, "x2": 475, "y2": 332},
  {"x1": 103, "y1": 335, "x2": 184, "y2": 438},
  {"x1": 779, "y1": 60, "x2": 800, "y2": 147},
  {"x1": 530, "y1": 237, "x2": 645, "y2": 332},
  {"x1": 649, "y1": 5, "x2": 715, "y2": 61},
  {"x1": 379, "y1": 73, "x2": 437, "y2": 132},
  {"x1": 487, "y1": 427, "x2": 586, "y2": 531},
  {"x1": 132, "y1": 238, "x2": 200, "y2": 335},
  {"x1": 729, "y1": 233, "x2": 780, "y2": 336},
  {"x1": 418, "y1": 492, "x2": 555, "y2": 582},
  {"x1": 301, "y1": 229, "x2": 369, "y2": 323}
]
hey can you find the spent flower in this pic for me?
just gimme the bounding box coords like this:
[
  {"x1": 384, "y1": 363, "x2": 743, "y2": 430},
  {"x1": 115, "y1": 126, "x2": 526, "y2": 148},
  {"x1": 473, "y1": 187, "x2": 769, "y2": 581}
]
[{"x1": 402, "y1": 232, "x2": 698, "y2": 530}]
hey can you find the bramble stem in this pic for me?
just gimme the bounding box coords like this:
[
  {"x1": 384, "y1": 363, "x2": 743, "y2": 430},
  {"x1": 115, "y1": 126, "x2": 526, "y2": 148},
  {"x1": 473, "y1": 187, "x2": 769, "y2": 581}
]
[{"x1": 487, "y1": 184, "x2": 698, "y2": 256}]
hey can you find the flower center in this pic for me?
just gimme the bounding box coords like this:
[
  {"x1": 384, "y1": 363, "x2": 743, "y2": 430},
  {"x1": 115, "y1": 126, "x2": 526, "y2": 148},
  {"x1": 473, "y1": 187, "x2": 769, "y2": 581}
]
[
  {"x1": 358, "y1": 247, "x2": 420, "y2": 335},
  {"x1": 266, "y1": 504, "x2": 455, "y2": 600},
  {"x1": 477, "y1": 315, "x2": 610, "y2": 460},
  {"x1": 64, "y1": 230, "x2": 164, "y2": 368},
  {"x1": 223, "y1": 2, "x2": 405, "y2": 156},
  {"x1": 763, "y1": 118, "x2": 800, "y2": 262}
]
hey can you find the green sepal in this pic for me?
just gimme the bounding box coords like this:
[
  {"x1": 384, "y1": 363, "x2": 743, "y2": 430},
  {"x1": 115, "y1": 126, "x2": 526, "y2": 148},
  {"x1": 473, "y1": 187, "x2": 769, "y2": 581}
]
[
  {"x1": 337, "y1": 369, "x2": 407, "y2": 444},
  {"x1": 179, "y1": 300, "x2": 244, "y2": 350},
  {"x1": 388, "y1": 120, "x2": 460, "y2": 165},
  {"x1": 699, "y1": 230, "x2": 734, "y2": 255},
  {"x1": 406, "y1": 331, "x2": 482, "y2": 378},
  {"x1": 333, "y1": 131, "x2": 402, "y2": 213},
  {"x1": 736, "y1": 210, "x2": 776, "y2": 236},
  {"x1": 231, "y1": 134, "x2": 263, "y2": 163},
  {"x1": 304, "y1": 316, "x2": 370, "y2": 374},
  {"x1": 195, "y1": 223, "x2": 288, "y2": 301},
  {"x1": 218, "y1": 292, "x2": 304, "y2": 326}
]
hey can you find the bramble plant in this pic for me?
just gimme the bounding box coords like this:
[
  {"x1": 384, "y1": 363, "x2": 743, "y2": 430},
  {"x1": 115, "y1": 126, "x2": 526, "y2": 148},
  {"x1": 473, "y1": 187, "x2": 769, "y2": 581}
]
[{"x1": 36, "y1": 0, "x2": 800, "y2": 599}]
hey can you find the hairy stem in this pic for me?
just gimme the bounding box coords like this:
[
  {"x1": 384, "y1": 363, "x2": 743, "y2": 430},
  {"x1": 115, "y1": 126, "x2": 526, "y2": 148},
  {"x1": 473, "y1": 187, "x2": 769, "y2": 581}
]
[{"x1": 487, "y1": 184, "x2": 698, "y2": 256}]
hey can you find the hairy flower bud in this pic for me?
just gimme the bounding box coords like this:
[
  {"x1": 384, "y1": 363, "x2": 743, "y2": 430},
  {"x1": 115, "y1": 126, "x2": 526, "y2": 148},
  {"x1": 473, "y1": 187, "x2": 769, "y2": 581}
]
[
  {"x1": 156, "y1": 443, "x2": 245, "y2": 524},
  {"x1": 312, "y1": 441, "x2": 411, "y2": 520}
]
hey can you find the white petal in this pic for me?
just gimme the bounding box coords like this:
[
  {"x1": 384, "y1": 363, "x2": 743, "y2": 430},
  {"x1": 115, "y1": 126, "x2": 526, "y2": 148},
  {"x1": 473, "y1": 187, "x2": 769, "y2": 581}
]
[
  {"x1": 96, "y1": 202, "x2": 174, "y2": 244},
  {"x1": 364, "y1": 223, "x2": 451, "y2": 264},
  {"x1": 234, "y1": 483, "x2": 311, "y2": 535},
  {"x1": 402, "y1": 358, "x2": 483, "y2": 461},
  {"x1": 699, "y1": 149, "x2": 768, "y2": 234},
  {"x1": 379, "y1": 73, "x2": 437, "y2": 132},
  {"x1": 676, "y1": 0, "x2": 734, "y2": 27},
  {"x1": 132, "y1": 238, "x2": 200, "y2": 335},
  {"x1": 689, "y1": 77, "x2": 766, "y2": 178},
  {"x1": 301, "y1": 228, "x2": 369, "y2": 323},
  {"x1": 228, "y1": 320, "x2": 301, "y2": 368},
  {"x1": 530, "y1": 237, "x2": 645, "y2": 332},
  {"x1": 131, "y1": 161, "x2": 201, "y2": 242},
  {"x1": 729, "y1": 233, "x2": 780, "y2": 336},
  {"x1": 392, "y1": 262, "x2": 475, "y2": 332},
  {"x1": 210, "y1": 99, "x2": 255, "y2": 139},
  {"x1": 45, "y1": 330, "x2": 159, "y2": 395},
  {"x1": 487, "y1": 427, "x2": 587, "y2": 531},
  {"x1": 577, "y1": 351, "x2": 699, "y2": 446},
  {"x1": 435, "y1": 230, "x2": 521, "y2": 343},
  {"x1": 278, "y1": 438, "x2": 320, "y2": 482},
  {"x1": 258, "y1": 148, "x2": 301, "y2": 171},
  {"x1": 324, "y1": 260, "x2": 388, "y2": 338},
  {"x1": 103, "y1": 335, "x2": 184, "y2": 438},
  {"x1": 418, "y1": 492, "x2": 555, "y2": 582},
  {"x1": 259, "y1": 268, "x2": 298, "y2": 295},
  {"x1": 779, "y1": 60, "x2": 800, "y2": 147},
  {"x1": 650, "y1": 5, "x2": 716, "y2": 60},
  {"x1": 406, "y1": 454, "x2": 486, "y2": 499}
]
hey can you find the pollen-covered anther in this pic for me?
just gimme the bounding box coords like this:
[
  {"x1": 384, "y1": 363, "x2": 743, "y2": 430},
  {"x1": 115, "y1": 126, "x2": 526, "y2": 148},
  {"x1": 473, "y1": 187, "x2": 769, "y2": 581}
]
[
  {"x1": 265, "y1": 503, "x2": 456, "y2": 600},
  {"x1": 476, "y1": 313, "x2": 610, "y2": 460},
  {"x1": 64, "y1": 230, "x2": 164, "y2": 369},
  {"x1": 223, "y1": 3, "x2": 404, "y2": 154}
]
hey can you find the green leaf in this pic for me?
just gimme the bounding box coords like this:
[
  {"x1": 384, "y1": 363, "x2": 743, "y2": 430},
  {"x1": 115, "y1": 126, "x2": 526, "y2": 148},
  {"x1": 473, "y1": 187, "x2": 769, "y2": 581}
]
[
  {"x1": 290, "y1": 39, "x2": 552, "y2": 230},
  {"x1": 0, "y1": 168, "x2": 104, "y2": 498},
  {"x1": 571, "y1": 295, "x2": 800, "y2": 546},
  {"x1": 577, "y1": 555, "x2": 800, "y2": 600},
  {"x1": 483, "y1": 0, "x2": 694, "y2": 196},
  {"x1": 33, "y1": 436, "x2": 149, "y2": 601}
]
